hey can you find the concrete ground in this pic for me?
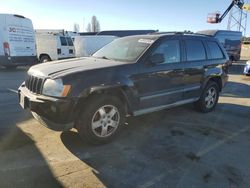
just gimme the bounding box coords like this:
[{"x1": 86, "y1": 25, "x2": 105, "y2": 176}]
[{"x1": 0, "y1": 63, "x2": 249, "y2": 188}]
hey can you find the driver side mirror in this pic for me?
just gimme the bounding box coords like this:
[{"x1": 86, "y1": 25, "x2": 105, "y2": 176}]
[{"x1": 149, "y1": 53, "x2": 165, "y2": 65}]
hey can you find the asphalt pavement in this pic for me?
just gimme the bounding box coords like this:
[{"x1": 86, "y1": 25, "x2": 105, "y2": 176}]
[{"x1": 0, "y1": 63, "x2": 249, "y2": 188}]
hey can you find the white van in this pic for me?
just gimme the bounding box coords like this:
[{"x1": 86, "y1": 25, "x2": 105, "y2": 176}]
[
  {"x1": 35, "y1": 33, "x2": 75, "y2": 62},
  {"x1": 74, "y1": 36, "x2": 117, "y2": 57},
  {"x1": 0, "y1": 14, "x2": 37, "y2": 67}
]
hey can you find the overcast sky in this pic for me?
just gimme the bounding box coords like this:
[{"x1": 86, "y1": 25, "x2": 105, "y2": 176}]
[{"x1": 1, "y1": 0, "x2": 249, "y2": 36}]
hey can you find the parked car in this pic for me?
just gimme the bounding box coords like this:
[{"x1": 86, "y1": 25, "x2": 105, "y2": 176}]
[
  {"x1": 18, "y1": 32, "x2": 229, "y2": 144},
  {"x1": 243, "y1": 60, "x2": 250, "y2": 75},
  {"x1": 0, "y1": 14, "x2": 37, "y2": 68},
  {"x1": 35, "y1": 33, "x2": 75, "y2": 62},
  {"x1": 74, "y1": 35, "x2": 117, "y2": 57},
  {"x1": 197, "y1": 30, "x2": 242, "y2": 62}
]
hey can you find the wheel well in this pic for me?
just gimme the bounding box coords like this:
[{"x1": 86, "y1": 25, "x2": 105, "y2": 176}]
[
  {"x1": 76, "y1": 88, "x2": 131, "y2": 118},
  {"x1": 39, "y1": 54, "x2": 51, "y2": 61},
  {"x1": 208, "y1": 77, "x2": 222, "y2": 91}
]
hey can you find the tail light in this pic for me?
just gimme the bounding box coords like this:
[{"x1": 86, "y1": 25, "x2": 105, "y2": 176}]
[{"x1": 3, "y1": 42, "x2": 10, "y2": 56}]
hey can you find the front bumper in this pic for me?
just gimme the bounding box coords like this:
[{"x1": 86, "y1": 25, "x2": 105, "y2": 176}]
[{"x1": 18, "y1": 83, "x2": 77, "y2": 131}]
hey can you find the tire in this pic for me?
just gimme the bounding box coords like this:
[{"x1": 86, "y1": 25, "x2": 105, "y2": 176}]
[
  {"x1": 76, "y1": 95, "x2": 126, "y2": 145},
  {"x1": 195, "y1": 81, "x2": 219, "y2": 113},
  {"x1": 40, "y1": 55, "x2": 51, "y2": 63}
]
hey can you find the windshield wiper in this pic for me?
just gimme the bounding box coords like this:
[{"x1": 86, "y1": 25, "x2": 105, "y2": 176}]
[
  {"x1": 93, "y1": 56, "x2": 117, "y2": 61},
  {"x1": 100, "y1": 56, "x2": 111, "y2": 60}
]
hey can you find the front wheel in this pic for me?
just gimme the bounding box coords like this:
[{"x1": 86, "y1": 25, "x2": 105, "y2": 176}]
[
  {"x1": 195, "y1": 81, "x2": 219, "y2": 113},
  {"x1": 76, "y1": 95, "x2": 126, "y2": 144}
]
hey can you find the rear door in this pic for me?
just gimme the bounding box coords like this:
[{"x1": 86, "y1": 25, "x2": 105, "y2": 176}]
[
  {"x1": 6, "y1": 15, "x2": 36, "y2": 57},
  {"x1": 58, "y1": 36, "x2": 68, "y2": 59},
  {"x1": 66, "y1": 37, "x2": 75, "y2": 58},
  {"x1": 182, "y1": 38, "x2": 206, "y2": 100}
]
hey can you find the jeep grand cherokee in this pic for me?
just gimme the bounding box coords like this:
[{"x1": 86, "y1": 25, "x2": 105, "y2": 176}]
[{"x1": 18, "y1": 33, "x2": 229, "y2": 144}]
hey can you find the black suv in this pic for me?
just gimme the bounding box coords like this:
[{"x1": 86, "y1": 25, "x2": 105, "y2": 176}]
[{"x1": 19, "y1": 33, "x2": 229, "y2": 144}]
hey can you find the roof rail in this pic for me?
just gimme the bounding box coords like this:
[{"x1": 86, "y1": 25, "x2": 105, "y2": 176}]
[
  {"x1": 35, "y1": 29, "x2": 66, "y2": 36},
  {"x1": 150, "y1": 31, "x2": 213, "y2": 38},
  {"x1": 150, "y1": 31, "x2": 194, "y2": 35}
]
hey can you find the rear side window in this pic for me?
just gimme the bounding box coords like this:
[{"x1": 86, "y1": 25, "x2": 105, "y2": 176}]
[
  {"x1": 207, "y1": 41, "x2": 224, "y2": 59},
  {"x1": 66, "y1": 37, "x2": 74, "y2": 46},
  {"x1": 60, "y1": 37, "x2": 67, "y2": 46},
  {"x1": 185, "y1": 40, "x2": 206, "y2": 61}
]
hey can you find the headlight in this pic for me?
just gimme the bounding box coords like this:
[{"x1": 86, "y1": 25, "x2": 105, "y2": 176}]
[
  {"x1": 42, "y1": 79, "x2": 71, "y2": 97},
  {"x1": 246, "y1": 61, "x2": 250, "y2": 65}
]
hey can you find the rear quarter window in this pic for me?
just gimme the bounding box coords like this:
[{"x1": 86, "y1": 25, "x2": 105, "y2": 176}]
[
  {"x1": 185, "y1": 40, "x2": 206, "y2": 61},
  {"x1": 207, "y1": 41, "x2": 224, "y2": 59}
]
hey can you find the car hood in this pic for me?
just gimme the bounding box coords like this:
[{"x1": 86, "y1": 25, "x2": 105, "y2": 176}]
[{"x1": 28, "y1": 57, "x2": 129, "y2": 79}]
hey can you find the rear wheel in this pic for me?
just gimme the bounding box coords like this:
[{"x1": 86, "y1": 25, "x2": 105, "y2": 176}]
[
  {"x1": 40, "y1": 55, "x2": 51, "y2": 63},
  {"x1": 76, "y1": 95, "x2": 126, "y2": 144},
  {"x1": 195, "y1": 81, "x2": 219, "y2": 113}
]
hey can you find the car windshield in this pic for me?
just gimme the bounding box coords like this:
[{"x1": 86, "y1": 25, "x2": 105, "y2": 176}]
[{"x1": 93, "y1": 36, "x2": 155, "y2": 62}]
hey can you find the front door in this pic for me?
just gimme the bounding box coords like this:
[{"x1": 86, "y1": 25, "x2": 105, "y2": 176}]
[{"x1": 136, "y1": 39, "x2": 185, "y2": 110}]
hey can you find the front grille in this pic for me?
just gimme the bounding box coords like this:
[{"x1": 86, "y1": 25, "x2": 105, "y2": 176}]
[{"x1": 25, "y1": 75, "x2": 44, "y2": 94}]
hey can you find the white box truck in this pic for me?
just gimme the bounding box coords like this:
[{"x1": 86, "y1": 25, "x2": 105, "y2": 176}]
[
  {"x1": 74, "y1": 35, "x2": 117, "y2": 57},
  {"x1": 35, "y1": 32, "x2": 75, "y2": 62},
  {"x1": 0, "y1": 14, "x2": 37, "y2": 68}
]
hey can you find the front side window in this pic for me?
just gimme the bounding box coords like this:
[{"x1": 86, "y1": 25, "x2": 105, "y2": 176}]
[
  {"x1": 185, "y1": 40, "x2": 206, "y2": 61},
  {"x1": 93, "y1": 37, "x2": 155, "y2": 62},
  {"x1": 151, "y1": 40, "x2": 181, "y2": 64},
  {"x1": 207, "y1": 41, "x2": 224, "y2": 59}
]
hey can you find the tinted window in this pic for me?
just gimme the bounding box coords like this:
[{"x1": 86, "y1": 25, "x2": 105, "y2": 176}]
[
  {"x1": 185, "y1": 40, "x2": 206, "y2": 61},
  {"x1": 207, "y1": 41, "x2": 224, "y2": 59},
  {"x1": 152, "y1": 40, "x2": 180, "y2": 64},
  {"x1": 66, "y1": 37, "x2": 74, "y2": 46},
  {"x1": 60, "y1": 37, "x2": 67, "y2": 46}
]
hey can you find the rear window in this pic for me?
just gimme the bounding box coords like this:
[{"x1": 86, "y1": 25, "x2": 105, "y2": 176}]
[
  {"x1": 60, "y1": 37, "x2": 67, "y2": 46},
  {"x1": 207, "y1": 41, "x2": 224, "y2": 59},
  {"x1": 185, "y1": 40, "x2": 206, "y2": 61},
  {"x1": 66, "y1": 37, "x2": 74, "y2": 46}
]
